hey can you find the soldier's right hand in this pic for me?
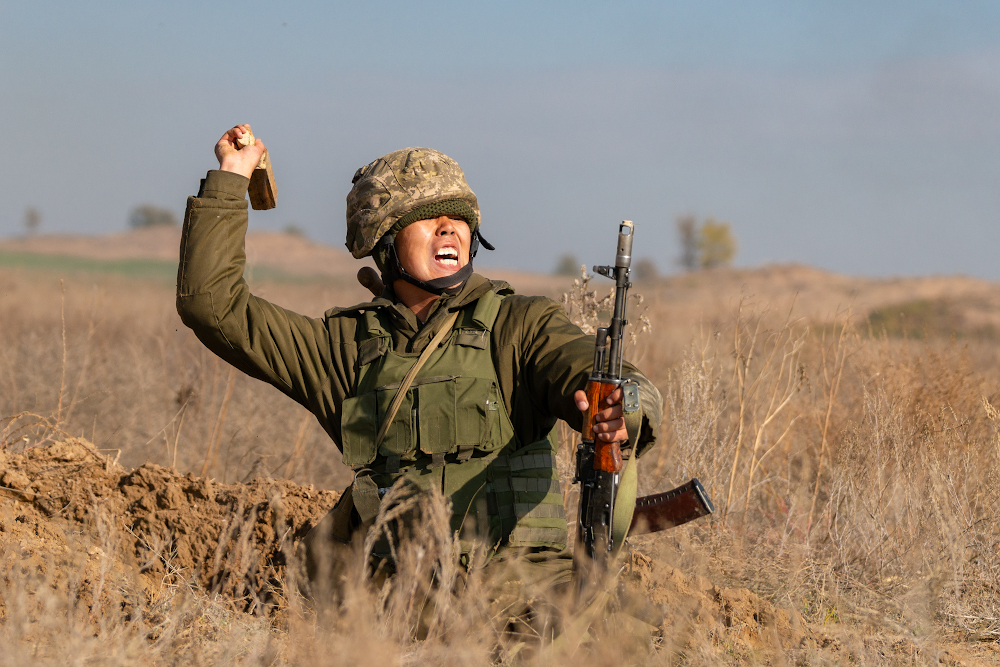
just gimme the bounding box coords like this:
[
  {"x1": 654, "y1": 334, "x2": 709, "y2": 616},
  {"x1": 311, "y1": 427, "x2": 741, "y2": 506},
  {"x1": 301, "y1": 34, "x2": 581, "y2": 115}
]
[
  {"x1": 574, "y1": 386, "x2": 628, "y2": 443},
  {"x1": 215, "y1": 124, "x2": 266, "y2": 180}
]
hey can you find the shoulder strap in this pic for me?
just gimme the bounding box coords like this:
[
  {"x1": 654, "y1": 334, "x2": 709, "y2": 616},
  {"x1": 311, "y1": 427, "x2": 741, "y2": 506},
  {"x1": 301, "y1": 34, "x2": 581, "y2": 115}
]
[
  {"x1": 469, "y1": 290, "x2": 504, "y2": 330},
  {"x1": 360, "y1": 309, "x2": 389, "y2": 339},
  {"x1": 373, "y1": 310, "x2": 460, "y2": 449}
]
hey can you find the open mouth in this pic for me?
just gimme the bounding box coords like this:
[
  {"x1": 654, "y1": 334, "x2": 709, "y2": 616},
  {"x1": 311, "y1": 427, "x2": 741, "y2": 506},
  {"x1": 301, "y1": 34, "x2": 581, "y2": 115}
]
[{"x1": 434, "y1": 247, "x2": 460, "y2": 268}]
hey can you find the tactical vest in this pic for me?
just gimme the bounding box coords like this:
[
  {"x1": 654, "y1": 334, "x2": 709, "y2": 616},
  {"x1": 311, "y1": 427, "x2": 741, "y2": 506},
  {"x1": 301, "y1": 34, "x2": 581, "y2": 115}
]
[{"x1": 337, "y1": 291, "x2": 567, "y2": 554}]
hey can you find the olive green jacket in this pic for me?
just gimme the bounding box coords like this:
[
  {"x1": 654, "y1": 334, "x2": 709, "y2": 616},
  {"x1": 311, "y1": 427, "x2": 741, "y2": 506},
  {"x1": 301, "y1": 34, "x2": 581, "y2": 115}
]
[{"x1": 176, "y1": 170, "x2": 662, "y2": 465}]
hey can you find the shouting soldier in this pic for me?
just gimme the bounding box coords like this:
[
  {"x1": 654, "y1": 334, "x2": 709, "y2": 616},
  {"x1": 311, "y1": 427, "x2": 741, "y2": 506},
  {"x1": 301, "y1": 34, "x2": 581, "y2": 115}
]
[{"x1": 177, "y1": 125, "x2": 663, "y2": 606}]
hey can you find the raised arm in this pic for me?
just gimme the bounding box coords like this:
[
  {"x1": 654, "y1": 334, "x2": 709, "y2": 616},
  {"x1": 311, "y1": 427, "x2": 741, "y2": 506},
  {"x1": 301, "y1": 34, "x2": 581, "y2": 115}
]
[{"x1": 176, "y1": 126, "x2": 340, "y2": 424}]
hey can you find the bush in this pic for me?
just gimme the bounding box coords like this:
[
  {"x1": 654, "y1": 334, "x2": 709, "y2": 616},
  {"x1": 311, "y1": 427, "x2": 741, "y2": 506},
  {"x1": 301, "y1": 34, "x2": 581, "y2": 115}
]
[
  {"x1": 633, "y1": 258, "x2": 658, "y2": 281},
  {"x1": 554, "y1": 254, "x2": 582, "y2": 276},
  {"x1": 698, "y1": 218, "x2": 737, "y2": 269},
  {"x1": 675, "y1": 215, "x2": 738, "y2": 270},
  {"x1": 128, "y1": 205, "x2": 178, "y2": 229}
]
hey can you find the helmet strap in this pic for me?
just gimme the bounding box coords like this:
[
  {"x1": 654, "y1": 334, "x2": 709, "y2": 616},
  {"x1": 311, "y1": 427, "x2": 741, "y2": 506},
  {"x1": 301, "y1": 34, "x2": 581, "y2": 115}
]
[
  {"x1": 470, "y1": 229, "x2": 495, "y2": 258},
  {"x1": 381, "y1": 234, "x2": 474, "y2": 297}
]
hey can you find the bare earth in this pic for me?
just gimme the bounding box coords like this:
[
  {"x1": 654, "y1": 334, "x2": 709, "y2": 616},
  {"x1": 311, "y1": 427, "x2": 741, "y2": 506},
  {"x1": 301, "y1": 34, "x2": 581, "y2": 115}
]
[{"x1": 0, "y1": 439, "x2": 812, "y2": 656}]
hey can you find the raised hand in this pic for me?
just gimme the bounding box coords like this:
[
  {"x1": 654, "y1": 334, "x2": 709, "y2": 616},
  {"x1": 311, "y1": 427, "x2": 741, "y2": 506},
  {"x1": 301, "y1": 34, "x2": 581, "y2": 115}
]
[{"x1": 215, "y1": 124, "x2": 266, "y2": 180}]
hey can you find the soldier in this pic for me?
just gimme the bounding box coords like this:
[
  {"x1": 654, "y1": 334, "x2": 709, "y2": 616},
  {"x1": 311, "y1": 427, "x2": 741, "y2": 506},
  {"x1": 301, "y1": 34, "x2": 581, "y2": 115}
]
[{"x1": 177, "y1": 125, "x2": 663, "y2": 603}]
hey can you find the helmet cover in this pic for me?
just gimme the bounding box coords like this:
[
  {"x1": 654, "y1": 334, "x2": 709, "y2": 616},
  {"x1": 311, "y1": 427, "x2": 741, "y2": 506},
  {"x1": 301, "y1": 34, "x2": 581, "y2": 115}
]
[{"x1": 345, "y1": 147, "x2": 480, "y2": 259}]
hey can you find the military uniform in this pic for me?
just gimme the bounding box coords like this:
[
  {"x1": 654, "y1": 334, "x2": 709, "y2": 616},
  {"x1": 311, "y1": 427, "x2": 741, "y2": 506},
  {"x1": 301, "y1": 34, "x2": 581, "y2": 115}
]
[{"x1": 177, "y1": 157, "x2": 662, "y2": 577}]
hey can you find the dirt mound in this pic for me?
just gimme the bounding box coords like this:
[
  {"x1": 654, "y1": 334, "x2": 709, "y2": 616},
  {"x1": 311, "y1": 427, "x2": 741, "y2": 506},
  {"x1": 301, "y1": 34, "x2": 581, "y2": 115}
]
[
  {"x1": 623, "y1": 550, "x2": 806, "y2": 655},
  {"x1": 0, "y1": 438, "x2": 338, "y2": 616},
  {"x1": 2, "y1": 439, "x2": 827, "y2": 657}
]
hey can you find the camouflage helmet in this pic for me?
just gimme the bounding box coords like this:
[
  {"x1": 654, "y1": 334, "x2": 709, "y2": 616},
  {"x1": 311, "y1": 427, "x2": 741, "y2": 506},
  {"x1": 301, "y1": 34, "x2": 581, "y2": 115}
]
[{"x1": 345, "y1": 147, "x2": 480, "y2": 259}]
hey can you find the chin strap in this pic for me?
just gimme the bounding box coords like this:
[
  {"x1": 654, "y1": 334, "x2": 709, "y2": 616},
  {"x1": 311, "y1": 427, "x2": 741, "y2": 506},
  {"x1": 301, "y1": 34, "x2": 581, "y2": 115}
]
[{"x1": 380, "y1": 229, "x2": 494, "y2": 297}]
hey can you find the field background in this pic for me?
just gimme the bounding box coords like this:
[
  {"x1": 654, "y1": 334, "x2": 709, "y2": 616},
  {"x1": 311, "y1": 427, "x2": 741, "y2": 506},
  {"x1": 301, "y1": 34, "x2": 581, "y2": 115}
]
[{"x1": 3, "y1": 228, "x2": 1000, "y2": 665}]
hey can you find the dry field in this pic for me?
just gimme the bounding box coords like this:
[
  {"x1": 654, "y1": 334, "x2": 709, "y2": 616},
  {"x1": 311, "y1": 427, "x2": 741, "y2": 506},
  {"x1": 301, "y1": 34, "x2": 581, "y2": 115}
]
[{"x1": 3, "y1": 230, "x2": 1000, "y2": 665}]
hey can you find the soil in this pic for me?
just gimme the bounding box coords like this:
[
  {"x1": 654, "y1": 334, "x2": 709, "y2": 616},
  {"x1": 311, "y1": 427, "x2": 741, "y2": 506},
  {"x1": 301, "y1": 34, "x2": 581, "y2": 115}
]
[
  {"x1": 0, "y1": 439, "x2": 786, "y2": 622},
  {"x1": 0, "y1": 437, "x2": 338, "y2": 618}
]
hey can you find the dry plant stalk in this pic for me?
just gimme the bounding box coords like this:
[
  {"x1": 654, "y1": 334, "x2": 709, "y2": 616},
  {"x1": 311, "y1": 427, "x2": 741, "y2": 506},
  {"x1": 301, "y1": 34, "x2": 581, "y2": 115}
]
[
  {"x1": 56, "y1": 279, "x2": 67, "y2": 426},
  {"x1": 721, "y1": 300, "x2": 805, "y2": 522},
  {"x1": 284, "y1": 413, "x2": 312, "y2": 479},
  {"x1": 200, "y1": 367, "x2": 237, "y2": 478},
  {"x1": 560, "y1": 264, "x2": 650, "y2": 347},
  {"x1": 807, "y1": 307, "x2": 851, "y2": 536},
  {"x1": 656, "y1": 338, "x2": 724, "y2": 491}
]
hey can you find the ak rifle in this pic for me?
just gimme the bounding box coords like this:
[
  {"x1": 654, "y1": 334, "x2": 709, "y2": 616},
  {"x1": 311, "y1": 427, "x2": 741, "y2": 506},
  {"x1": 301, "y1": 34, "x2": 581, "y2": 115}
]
[
  {"x1": 573, "y1": 220, "x2": 637, "y2": 570},
  {"x1": 573, "y1": 221, "x2": 715, "y2": 583}
]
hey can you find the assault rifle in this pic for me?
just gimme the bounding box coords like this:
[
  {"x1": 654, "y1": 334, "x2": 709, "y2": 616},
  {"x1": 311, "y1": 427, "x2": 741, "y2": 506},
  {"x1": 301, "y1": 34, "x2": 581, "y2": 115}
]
[{"x1": 574, "y1": 221, "x2": 714, "y2": 586}]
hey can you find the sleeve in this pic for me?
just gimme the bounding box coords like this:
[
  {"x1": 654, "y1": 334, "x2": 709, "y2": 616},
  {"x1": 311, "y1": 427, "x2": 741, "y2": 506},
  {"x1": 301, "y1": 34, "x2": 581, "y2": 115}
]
[
  {"x1": 517, "y1": 297, "x2": 664, "y2": 458},
  {"x1": 175, "y1": 170, "x2": 343, "y2": 423}
]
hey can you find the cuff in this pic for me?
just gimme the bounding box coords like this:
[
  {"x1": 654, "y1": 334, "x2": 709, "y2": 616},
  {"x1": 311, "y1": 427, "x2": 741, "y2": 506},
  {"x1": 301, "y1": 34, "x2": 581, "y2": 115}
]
[{"x1": 197, "y1": 170, "x2": 250, "y2": 200}]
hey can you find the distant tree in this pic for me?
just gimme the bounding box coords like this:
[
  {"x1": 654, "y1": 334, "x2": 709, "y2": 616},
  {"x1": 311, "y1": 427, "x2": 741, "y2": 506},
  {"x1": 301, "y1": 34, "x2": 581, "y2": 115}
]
[
  {"x1": 699, "y1": 217, "x2": 737, "y2": 269},
  {"x1": 128, "y1": 204, "x2": 178, "y2": 229},
  {"x1": 283, "y1": 223, "x2": 306, "y2": 237},
  {"x1": 23, "y1": 207, "x2": 41, "y2": 235},
  {"x1": 676, "y1": 215, "x2": 698, "y2": 271},
  {"x1": 633, "y1": 258, "x2": 658, "y2": 281},
  {"x1": 676, "y1": 215, "x2": 738, "y2": 271},
  {"x1": 555, "y1": 254, "x2": 582, "y2": 276}
]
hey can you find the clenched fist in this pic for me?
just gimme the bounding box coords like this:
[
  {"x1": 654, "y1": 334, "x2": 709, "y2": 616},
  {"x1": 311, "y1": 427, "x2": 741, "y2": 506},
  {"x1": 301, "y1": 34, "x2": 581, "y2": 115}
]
[{"x1": 215, "y1": 124, "x2": 266, "y2": 180}]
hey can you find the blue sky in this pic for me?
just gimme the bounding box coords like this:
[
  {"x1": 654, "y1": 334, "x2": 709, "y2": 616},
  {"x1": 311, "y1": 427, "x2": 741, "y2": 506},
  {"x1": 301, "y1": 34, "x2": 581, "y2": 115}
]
[{"x1": 3, "y1": 1, "x2": 1000, "y2": 277}]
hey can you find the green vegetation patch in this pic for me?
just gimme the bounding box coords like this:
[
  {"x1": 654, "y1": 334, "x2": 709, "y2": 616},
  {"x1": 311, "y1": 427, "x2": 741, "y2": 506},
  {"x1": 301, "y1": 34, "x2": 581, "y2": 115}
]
[
  {"x1": 866, "y1": 298, "x2": 997, "y2": 340},
  {"x1": 0, "y1": 250, "x2": 331, "y2": 286},
  {"x1": 0, "y1": 251, "x2": 179, "y2": 281}
]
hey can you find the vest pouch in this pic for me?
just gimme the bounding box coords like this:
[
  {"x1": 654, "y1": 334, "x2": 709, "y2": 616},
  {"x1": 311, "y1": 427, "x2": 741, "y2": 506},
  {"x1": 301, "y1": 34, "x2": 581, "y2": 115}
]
[
  {"x1": 340, "y1": 384, "x2": 417, "y2": 466},
  {"x1": 339, "y1": 393, "x2": 379, "y2": 466},
  {"x1": 484, "y1": 383, "x2": 504, "y2": 452},
  {"x1": 374, "y1": 382, "x2": 416, "y2": 460},
  {"x1": 417, "y1": 376, "x2": 497, "y2": 455}
]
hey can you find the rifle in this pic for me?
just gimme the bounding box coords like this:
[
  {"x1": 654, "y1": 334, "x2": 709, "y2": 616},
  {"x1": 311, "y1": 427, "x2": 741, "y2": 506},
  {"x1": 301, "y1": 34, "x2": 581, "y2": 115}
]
[
  {"x1": 573, "y1": 221, "x2": 715, "y2": 584},
  {"x1": 573, "y1": 219, "x2": 638, "y2": 577}
]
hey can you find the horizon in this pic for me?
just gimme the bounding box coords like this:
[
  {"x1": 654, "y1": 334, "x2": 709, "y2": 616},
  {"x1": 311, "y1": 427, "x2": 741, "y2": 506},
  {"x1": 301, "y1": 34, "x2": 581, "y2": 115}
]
[
  {"x1": 3, "y1": 2, "x2": 1000, "y2": 279},
  {"x1": 5, "y1": 223, "x2": 999, "y2": 284}
]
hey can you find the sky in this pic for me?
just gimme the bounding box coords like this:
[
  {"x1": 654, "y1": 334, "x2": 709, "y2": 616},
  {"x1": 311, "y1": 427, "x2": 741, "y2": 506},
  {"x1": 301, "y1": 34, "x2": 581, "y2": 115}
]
[{"x1": 2, "y1": 1, "x2": 1000, "y2": 278}]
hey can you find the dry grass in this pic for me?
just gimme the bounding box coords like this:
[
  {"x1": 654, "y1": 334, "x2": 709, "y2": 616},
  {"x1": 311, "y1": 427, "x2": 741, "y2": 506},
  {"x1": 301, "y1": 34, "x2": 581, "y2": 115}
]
[
  {"x1": 0, "y1": 268, "x2": 356, "y2": 490},
  {"x1": 5, "y1": 262, "x2": 1000, "y2": 664}
]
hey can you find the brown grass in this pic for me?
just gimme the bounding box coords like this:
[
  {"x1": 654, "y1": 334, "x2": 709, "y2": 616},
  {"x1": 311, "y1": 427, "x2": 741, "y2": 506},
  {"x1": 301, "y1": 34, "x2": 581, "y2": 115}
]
[{"x1": 5, "y1": 260, "x2": 1000, "y2": 664}]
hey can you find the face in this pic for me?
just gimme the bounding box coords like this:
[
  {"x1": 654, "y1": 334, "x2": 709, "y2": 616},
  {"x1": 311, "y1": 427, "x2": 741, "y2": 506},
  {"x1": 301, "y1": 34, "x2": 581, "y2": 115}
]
[{"x1": 394, "y1": 215, "x2": 472, "y2": 286}]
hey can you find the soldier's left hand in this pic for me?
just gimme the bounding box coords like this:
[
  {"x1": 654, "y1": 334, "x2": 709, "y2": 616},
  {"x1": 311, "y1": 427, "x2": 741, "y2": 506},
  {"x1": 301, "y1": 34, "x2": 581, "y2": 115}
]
[{"x1": 574, "y1": 386, "x2": 628, "y2": 443}]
